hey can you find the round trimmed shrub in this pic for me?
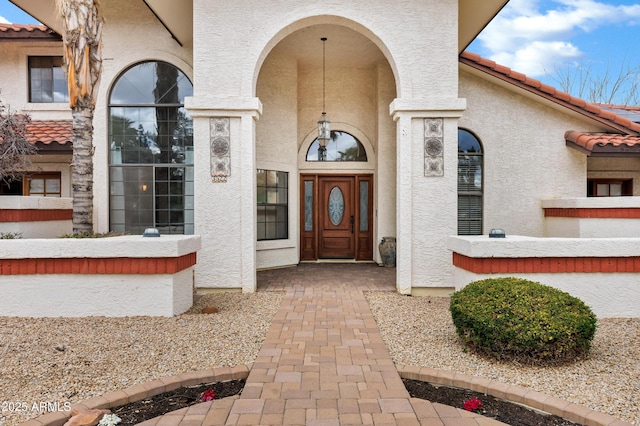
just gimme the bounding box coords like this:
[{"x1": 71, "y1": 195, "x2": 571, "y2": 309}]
[{"x1": 449, "y1": 277, "x2": 597, "y2": 364}]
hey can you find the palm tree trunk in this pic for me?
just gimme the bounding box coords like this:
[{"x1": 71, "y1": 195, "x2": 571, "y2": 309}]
[
  {"x1": 71, "y1": 108, "x2": 94, "y2": 234},
  {"x1": 56, "y1": 0, "x2": 103, "y2": 235}
]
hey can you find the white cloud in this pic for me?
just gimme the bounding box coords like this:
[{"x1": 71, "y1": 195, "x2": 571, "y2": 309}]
[
  {"x1": 476, "y1": 0, "x2": 640, "y2": 77},
  {"x1": 0, "y1": 15, "x2": 11, "y2": 24},
  {"x1": 492, "y1": 41, "x2": 582, "y2": 76}
]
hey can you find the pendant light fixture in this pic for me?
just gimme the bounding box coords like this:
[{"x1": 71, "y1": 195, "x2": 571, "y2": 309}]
[{"x1": 317, "y1": 37, "x2": 330, "y2": 161}]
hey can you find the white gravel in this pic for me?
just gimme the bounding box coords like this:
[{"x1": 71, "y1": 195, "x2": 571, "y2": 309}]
[
  {"x1": 366, "y1": 292, "x2": 640, "y2": 426},
  {"x1": 0, "y1": 292, "x2": 283, "y2": 425},
  {"x1": 1, "y1": 290, "x2": 638, "y2": 426}
]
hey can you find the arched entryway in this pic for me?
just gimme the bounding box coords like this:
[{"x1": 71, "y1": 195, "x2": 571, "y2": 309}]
[{"x1": 255, "y1": 22, "x2": 398, "y2": 269}]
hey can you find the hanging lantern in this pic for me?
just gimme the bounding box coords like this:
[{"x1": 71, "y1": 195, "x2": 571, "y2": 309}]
[{"x1": 317, "y1": 37, "x2": 330, "y2": 158}]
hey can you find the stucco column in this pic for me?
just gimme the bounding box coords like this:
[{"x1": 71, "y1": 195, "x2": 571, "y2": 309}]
[
  {"x1": 186, "y1": 97, "x2": 262, "y2": 293},
  {"x1": 391, "y1": 98, "x2": 466, "y2": 295},
  {"x1": 393, "y1": 112, "x2": 413, "y2": 295}
]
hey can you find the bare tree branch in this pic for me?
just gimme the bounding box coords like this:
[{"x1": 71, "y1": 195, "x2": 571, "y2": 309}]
[
  {"x1": 551, "y1": 56, "x2": 640, "y2": 106},
  {"x1": 0, "y1": 100, "x2": 37, "y2": 184}
]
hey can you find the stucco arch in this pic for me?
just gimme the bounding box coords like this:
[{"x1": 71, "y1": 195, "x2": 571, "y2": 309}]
[{"x1": 251, "y1": 15, "x2": 400, "y2": 98}]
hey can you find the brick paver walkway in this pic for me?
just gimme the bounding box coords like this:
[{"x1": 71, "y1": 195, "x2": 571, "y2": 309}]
[{"x1": 139, "y1": 264, "x2": 508, "y2": 425}]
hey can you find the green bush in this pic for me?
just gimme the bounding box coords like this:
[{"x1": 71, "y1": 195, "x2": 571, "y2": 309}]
[
  {"x1": 449, "y1": 277, "x2": 597, "y2": 364},
  {"x1": 0, "y1": 232, "x2": 22, "y2": 239},
  {"x1": 60, "y1": 231, "x2": 128, "y2": 238}
]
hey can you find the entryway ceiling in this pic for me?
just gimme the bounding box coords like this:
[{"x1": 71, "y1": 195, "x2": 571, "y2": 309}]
[
  {"x1": 11, "y1": 0, "x2": 507, "y2": 53},
  {"x1": 274, "y1": 24, "x2": 384, "y2": 69}
]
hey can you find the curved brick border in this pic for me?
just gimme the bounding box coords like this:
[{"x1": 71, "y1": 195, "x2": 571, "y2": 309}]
[
  {"x1": 16, "y1": 364, "x2": 252, "y2": 426},
  {"x1": 397, "y1": 365, "x2": 633, "y2": 426},
  {"x1": 17, "y1": 363, "x2": 633, "y2": 426}
]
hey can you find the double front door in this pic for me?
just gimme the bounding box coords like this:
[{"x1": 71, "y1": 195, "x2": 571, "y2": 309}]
[{"x1": 300, "y1": 174, "x2": 373, "y2": 260}]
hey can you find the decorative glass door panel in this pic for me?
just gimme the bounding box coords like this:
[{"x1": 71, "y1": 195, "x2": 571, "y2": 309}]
[
  {"x1": 319, "y1": 177, "x2": 354, "y2": 258},
  {"x1": 328, "y1": 187, "x2": 345, "y2": 226}
]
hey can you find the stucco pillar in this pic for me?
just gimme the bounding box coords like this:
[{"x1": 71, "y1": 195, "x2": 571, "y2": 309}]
[
  {"x1": 391, "y1": 98, "x2": 466, "y2": 295},
  {"x1": 186, "y1": 97, "x2": 262, "y2": 293},
  {"x1": 393, "y1": 112, "x2": 413, "y2": 295}
]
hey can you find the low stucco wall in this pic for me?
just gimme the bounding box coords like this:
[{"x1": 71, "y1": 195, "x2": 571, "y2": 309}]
[
  {"x1": 543, "y1": 197, "x2": 640, "y2": 238},
  {"x1": 1, "y1": 269, "x2": 194, "y2": 317},
  {"x1": 0, "y1": 196, "x2": 72, "y2": 238},
  {"x1": 448, "y1": 235, "x2": 640, "y2": 318},
  {"x1": 0, "y1": 235, "x2": 201, "y2": 317}
]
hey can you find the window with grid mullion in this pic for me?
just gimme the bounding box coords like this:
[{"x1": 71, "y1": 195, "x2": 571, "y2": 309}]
[{"x1": 257, "y1": 170, "x2": 288, "y2": 241}]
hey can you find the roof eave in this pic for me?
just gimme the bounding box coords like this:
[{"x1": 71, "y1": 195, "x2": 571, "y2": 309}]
[
  {"x1": 8, "y1": 0, "x2": 62, "y2": 35},
  {"x1": 33, "y1": 142, "x2": 73, "y2": 154},
  {"x1": 458, "y1": 0, "x2": 510, "y2": 53}
]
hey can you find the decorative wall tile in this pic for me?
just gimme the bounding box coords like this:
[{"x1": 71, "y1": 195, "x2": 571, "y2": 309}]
[
  {"x1": 424, "y1": 118, "x2": 444, "y2": 177},
  {"x1": 424, "y1": 118, "x2": 443, "y2": 138},
  {"x1": 210, "y1": 118, "x2": 230, "y2": 178}
]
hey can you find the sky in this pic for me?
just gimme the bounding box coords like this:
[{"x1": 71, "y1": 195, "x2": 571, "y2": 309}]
[
  {"x1": 1, "y1": 0, "x2": 639, "y2": 103},
  {"x1": 468, "y1": 0, "x2": 640, "y2": 103}
]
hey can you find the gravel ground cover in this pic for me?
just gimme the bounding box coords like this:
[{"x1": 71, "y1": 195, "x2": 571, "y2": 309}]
[
  {"x1": 0, "y1": 292, "x2": 283, "y2": 425},
  {"x1": 1, "y1": 290, "x2": 638, "y2": 425},
  {"x1": 366, "y1": 292, "x2": 640, "y2": 425}
]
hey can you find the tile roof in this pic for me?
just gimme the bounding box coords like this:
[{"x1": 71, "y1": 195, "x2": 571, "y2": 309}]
[
  {"x1": 0, "y1": 23, "x2": 61, "y2": 40},
  {"x1": 25, "y1": 120, "x2": 72, "y2": 146},
  {"x1": 460, "y1": 51, "x2": 640, "y2": 156},
  {"x1": 459, "y1": 51, "x2": 640, "y2": 135},
  {"x1": 595, "y1": 103, "x2": 640, "y2": 113},
  {"x1": 565, "y1": 131, "x2": 640, "y2": 156}
]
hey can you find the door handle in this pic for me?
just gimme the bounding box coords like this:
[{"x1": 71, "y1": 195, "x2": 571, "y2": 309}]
[{"x1": 350, "y1": 215, "x2": 355, "y2": 234}]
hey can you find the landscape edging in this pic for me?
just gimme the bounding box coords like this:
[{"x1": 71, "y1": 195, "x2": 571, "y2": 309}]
[
  {"x1": 16, "y1": 363, "x2": 252, "y2": 426},
  {"x1": 396, "y1": 364, "x2": 633, "y2": 426}
]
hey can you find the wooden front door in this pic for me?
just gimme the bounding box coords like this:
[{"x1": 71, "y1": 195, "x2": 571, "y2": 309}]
[
  {"x1": 300, "y1": 174, "x2": 373, "y2": 261},
  {"x1": 319, "y1": 176, "x2": 355, "y2": 258}
]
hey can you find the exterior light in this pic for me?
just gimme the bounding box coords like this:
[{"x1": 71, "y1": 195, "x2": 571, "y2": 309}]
[
  {"x1": 489, "y1": 228, "x2": 505, "y2": 238},
  {"x1": 143, "y1": 228, "x2": 160, "y2": 237},
  {"x1": 317, "y1": 37, "x2": 330, "y2": 160}
]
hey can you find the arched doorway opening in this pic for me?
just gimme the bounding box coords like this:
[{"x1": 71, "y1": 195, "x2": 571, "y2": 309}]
[{"x1": 255, "y1": 22, "x2": 397, "y2": 268}]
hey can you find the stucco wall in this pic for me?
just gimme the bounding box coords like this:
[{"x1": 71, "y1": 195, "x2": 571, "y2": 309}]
[
  {"x1": 0, "y1": 269, "x2": 194, "y2": 317},
  {"x1": 255, "y1": 45, "x2": 299, "y2": 269},
  {"x1": 192, "y1": 0, "x2": 459, "y2": 99},
  {"x1": 542, "y1": 197, "x2": 640, "y2": 237},
  {"x1": 0, "y1": 235, "x2": 200, "y2": 316},
  {"x1": 407, "y1": 116, "x2": 459, "y2": 288},
  {"x1": 0, "y1": 39, "x2": 70, "y2": 120},
  {"x1": 0, "y1": 43, "x2": 72, "y2": 194},
  {"x1": 458, "y1": 69, "x2": 600, "y2": 237},
  {"x1": 29, "y1": 155, "x2": 73, "y2": 197},
  {"x1": 588, "y1": 157, "x2": 640, "y2": 195},
  {"x1": 0, "y1": 0, "x2": 194, "y2": 232},
  {"x1": 449, "y1": 235, "x2": 640, "y2": 317},
  {"x1": 190, "y1": 0, "x2": 462, "y2": 287},
  {"x1": 375, "y1": 63, "x2": 398, "y2": 253},
  {"x1": 12, "y1": 1, "x2": 636, "y2": 295},
  {"x1": 0, "y1": 196, "x2": 72, "y2": 238}
]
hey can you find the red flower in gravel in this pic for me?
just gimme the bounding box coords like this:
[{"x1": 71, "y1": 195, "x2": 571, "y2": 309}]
[
  {"x1": 201, "y1": 388, "x2": 217, "y2": 402},
  {"x1": 463, "y1": 397, "x2": 483, "y2": 413}
]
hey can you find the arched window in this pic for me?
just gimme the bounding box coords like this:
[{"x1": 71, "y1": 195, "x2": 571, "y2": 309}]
[
  {"x1": 458, "y1": 129, "x2": 483, "y2": 235},
  {"x1": 109, "y1": 61, "x2": 194, "y2": 234},
  {"x1": 306, "y1": 131, "x2": 367, "y2": 162}
]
